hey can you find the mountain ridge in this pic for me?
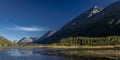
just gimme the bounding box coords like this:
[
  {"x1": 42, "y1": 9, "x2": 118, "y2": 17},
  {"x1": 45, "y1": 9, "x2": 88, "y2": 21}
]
[
  {"x1": 33, "y1": 29, "x2": 56, "y2": 43},
  {"x1": 18, "y1": 37, "x2": 38, "y2": 44},
  {"x1": 30, "y1": 1, "x2": 120, "y2": 44}
]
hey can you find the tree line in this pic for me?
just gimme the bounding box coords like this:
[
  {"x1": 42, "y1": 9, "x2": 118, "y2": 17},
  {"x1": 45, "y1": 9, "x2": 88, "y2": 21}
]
[{"x1": 59, "y1": 36, "x2": 120, "y2": 46}]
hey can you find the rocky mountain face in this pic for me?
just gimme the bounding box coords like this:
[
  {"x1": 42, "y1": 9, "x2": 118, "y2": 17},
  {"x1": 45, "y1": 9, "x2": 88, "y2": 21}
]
[
  {"x1": 40, "y1": 29, "x2": 56, "y2": 40},
  {"x1": 88, "y1": 6, "x2": 103, "y2": 17},
  {"x1": 38, "y1": 1, "x2": 120, "y2": 44},
  {"x1": 18, "y1": 37, "x2": 38, "y2": 44},
  {"x1": 33, "y1": 29, "x2": 56, "y2": 43}
]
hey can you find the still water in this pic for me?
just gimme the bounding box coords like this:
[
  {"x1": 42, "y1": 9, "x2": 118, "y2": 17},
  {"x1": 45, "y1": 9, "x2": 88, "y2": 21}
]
[{"x1": 0, "y1": 47, "x2": 107, "y2": 60}]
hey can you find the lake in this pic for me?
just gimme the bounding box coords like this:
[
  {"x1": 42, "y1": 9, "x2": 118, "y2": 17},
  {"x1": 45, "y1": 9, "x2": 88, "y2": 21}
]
[{"x1": 0, "y1": 47, "x2": 112, "y2": 60}]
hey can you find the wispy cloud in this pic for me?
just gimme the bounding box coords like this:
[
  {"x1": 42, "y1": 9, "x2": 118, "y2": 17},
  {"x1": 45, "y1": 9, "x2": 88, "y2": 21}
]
[
  {"x1": 15, "y1": 26, "x2": 45, "y2": 31},
  {"x1": 5, "y1": 26, "x2": 47, "y2": 32}
]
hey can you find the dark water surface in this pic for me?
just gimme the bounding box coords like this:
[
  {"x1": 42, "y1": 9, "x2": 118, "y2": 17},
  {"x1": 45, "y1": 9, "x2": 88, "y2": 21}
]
[{"x1": 0, "y1": 47, "x2": 109, "y2": 60}]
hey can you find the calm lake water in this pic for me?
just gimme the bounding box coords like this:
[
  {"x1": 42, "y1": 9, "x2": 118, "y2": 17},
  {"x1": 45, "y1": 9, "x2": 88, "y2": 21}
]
[{"x1": 0, "y1": 47, "x2": 108, "y2": 60}]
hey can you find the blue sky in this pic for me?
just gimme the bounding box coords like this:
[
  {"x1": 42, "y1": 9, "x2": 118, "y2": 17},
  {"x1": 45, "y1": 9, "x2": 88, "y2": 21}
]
[{"x1": 0, "y1": 0, "x2": 117, "y2": 41}]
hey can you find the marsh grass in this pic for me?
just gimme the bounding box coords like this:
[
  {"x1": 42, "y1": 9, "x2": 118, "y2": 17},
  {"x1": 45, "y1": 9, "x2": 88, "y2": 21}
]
[
  {"x1": 28, "y1": 45, "x2": 115, "y2": 49},
  {"x1": 37, "y1": 46, "x2": 120, "y2": 60}
]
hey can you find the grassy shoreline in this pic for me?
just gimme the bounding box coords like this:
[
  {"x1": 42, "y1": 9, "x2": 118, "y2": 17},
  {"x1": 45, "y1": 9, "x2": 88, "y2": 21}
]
[
  {"x1": 57, "y1": 49, "x2": 120, "y2": 60},
  {"x1": 37, "y1": 47, "x2": 120, "y2": 60},
  {"x1": 27, "y1": 45, "x2": 115, "y2": 49}
]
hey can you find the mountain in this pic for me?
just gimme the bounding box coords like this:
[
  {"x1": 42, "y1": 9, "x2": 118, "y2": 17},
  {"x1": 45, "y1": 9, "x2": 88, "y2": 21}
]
[
  {"x1": 0, "y1": 36, "x2": 11, "y2": 45},
  {"x1": 82, "y1": 1, "x2": 120, "y2": 37},
  {"x1": 30, "y1": 37, "x2": 39, "y2": 40},
  {"x1": 18, "y1": 37, "x2": 38, "y2": 44},
  {"x1": 37, "y1": 6, "x2": 103, "y2": 43},
  {"x1": 33, "y1": 29, "x2": 56, "y2": 43},
  {"x1": 40, "y1": 29, "x2": 56, "y2": 40},
  {"x1": 18, "y1": 29, "x2": 56, "y2": 44},
  {"x1": 38, "y1": 1, "x2": 120, "y2": 44},
  {"x1": 57, "y1": 6, "x2": 103, "y2": 37}
]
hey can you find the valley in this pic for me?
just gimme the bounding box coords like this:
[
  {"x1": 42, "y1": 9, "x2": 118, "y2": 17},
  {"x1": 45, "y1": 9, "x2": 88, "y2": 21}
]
[{"x1": 0, "y1": 0, "x2": 120, "y2": 60}]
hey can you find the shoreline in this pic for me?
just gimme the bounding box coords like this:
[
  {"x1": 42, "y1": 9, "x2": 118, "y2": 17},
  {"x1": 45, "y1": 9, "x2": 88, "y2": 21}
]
[
  {"x1": 27, "y1": 45, "x2": 115, "y2": 49},
  {"x1": 37, "y1": 46, "x2": 120, "y2": 60}
]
